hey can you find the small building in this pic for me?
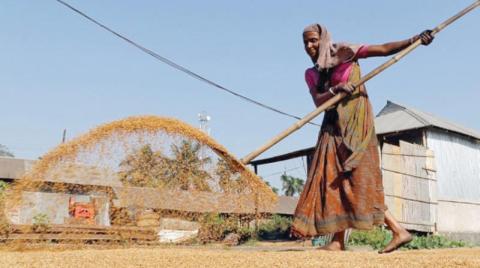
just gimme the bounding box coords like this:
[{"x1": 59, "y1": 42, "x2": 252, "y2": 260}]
[
  {"x1": 0, "y1": 157, "x2": 116, "y2": 226},
  {"x1": 375, "y1": 101, "x2": 480, "y2": 242}
]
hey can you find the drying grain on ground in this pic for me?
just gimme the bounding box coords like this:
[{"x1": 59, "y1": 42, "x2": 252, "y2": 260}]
[{"x1": 0, "y1": 246, "x2": 479, "y2": 268}]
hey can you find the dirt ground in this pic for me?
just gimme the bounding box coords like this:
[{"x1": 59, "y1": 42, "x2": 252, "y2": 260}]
[{"x1": 0, "y1": 242, "x2": 479, "y2": 268}]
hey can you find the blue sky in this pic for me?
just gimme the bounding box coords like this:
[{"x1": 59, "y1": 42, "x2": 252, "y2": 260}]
[{"x1": 1, "y1": 1, "x2": 479, "y2": 191}]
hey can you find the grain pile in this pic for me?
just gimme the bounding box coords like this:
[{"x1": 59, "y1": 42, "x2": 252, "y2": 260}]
[
  {"x1": 1, "y1": 115, "x2": 276, "y2": 244},
  {"x1": 0, "y1": 246, "x2": 478, "y2": 268}
]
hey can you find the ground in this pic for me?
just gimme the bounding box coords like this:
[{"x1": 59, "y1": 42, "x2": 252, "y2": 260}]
[{"x1": 0, "y1": 242, "x2": 479, "y2": 267}]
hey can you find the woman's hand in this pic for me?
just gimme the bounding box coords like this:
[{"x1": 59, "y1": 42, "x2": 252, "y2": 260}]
[
  {"x1": 411, "y1": 30, "x2": 434, "y2": 46},
  {"x1": 332, "y1": 82, "x2": 355, "y2": 95}
]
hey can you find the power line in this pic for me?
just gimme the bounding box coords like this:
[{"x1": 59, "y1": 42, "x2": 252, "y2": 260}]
[
  {"x1": 261, "y1": 166, "x2": 302, "y2": 178},
  {"x1": 54, "y1": 0, "x2": 321, "y2": 127}
]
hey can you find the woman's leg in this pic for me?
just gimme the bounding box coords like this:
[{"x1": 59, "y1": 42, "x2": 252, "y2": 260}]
[
  {"x1": 379, "y1": 210, "x2": 413, "y2": 253},
  {"x1": 319, "y1": 230, "x2": 346, "y2": 251}
]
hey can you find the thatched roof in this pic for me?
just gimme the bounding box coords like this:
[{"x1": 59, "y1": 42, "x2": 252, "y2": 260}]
[
  {"x1": 112, "y1": 187, "x2": 294, "y2": 215},
  {"x1": 112, "y1": 186, "x2": 259, "y2": 214}
]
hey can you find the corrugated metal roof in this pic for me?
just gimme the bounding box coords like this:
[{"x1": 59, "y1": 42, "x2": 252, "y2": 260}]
[{"x1": 375, "y1": 101, "x2": 480, "y2": 140}]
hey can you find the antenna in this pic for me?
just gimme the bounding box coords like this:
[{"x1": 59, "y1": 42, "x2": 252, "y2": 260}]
[{"x1": 197, "y1": 111, "x2": 211, "y2": 136}]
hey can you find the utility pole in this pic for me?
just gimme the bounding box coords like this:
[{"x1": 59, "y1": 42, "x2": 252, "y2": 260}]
[{"x1": 197, "y1": 111, "x2": 211, "y2": 162}]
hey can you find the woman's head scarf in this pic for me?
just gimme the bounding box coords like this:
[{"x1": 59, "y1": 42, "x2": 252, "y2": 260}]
[{"x1": 303, "y1": 24, "x2": 361, "y2": 71}]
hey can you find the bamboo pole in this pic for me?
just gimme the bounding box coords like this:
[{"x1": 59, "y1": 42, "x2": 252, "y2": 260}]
[{"x1": 242, "y1": 1, "x2": 479, "y2": 165}]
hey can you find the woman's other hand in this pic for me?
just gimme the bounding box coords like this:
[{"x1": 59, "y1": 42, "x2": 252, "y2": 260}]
[
  {"x1": 412, "y1": 30, "x2": 434, "y2": 46},
  {"x1": 332, "y1": 83, "x2": 355, "y2": 95}
]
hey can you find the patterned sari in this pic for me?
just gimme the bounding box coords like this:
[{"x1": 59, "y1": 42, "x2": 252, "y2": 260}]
[{"x1": 292, "y1": 62, "x2": 385, "y2": 237}]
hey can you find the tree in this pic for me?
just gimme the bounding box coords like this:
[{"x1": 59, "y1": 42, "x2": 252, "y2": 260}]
[
  {"x1": 118, "y1": 144, "x2": 170, "y2": 187},
  {"x1": 280, "y1": 173, "x2": 304, "y2": 196},
  {"x1": 168, "y1": 140, "x2": 212, "y2": 191},
  {"x1": 119, "y1": 141, "x2": 213, "y2": 191},
  {"x1": 0, "y1": 145, "x2": 14, "y2": 158}
]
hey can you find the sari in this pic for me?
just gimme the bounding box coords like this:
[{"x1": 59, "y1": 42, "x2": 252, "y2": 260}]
[{"x1": 292, "y1": 61, "x2": 386, "y2": 237}]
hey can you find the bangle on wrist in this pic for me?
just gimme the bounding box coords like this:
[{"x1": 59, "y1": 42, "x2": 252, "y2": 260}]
[{"x1": 329, "y1": 87, "x2": 336, "y2": 96}]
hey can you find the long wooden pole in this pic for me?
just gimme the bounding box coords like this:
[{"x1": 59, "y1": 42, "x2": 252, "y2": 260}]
[{"x1": 242, "y1": 1, "x2": 479, "y2": 165}]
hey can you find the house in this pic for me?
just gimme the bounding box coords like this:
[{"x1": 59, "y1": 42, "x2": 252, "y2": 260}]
[
  {"x1": 375, "y1": 101, "x2": 480, "y2": 242},
  {"x1": 0, "y1": 157, "x2": 116, "y2": 226}
]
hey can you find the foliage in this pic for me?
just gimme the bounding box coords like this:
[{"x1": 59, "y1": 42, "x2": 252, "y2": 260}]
[
  {"x1": 183, "y1": 213, "x2": 295, "y2": 244},
  {"x1": 119, "y1": 141, "x2": 212, "y2": 191},
  {"x1": 0, "y1": 180, "x2": 7, "y2": 194},
  {"x1": 263, "y1": 180, "x2": 279, "y2": 195},
  {"x1": 197, "y1": 213, "x2": 257, "y2": 244},
  {"x1": 280, "y1": 174, "x2": 304, "y2": 196},
  {"x1": 0, "y1": 144, "x2": 14, "y2": 158},
  {"x1": 119, "y1": 144, "x2": 170, "y2": 187},
  {"x1": 404, "y1": 234, "x2": 468, "y2": 249},
  {"x1": 348, "y1": 226, "x2": 392, "y2": 250},
  {"x1": 197, "y1": 213, "x2": 238, "y2": 243},
  {"x1": 32, "y1": 213, "x2": 50, "y2": 233},
  {"x1": 0, "y1": 181, "x2": 12, "y2": 235},
  {"x1": 169, "y1": 140, "x2": 212, "y2": 191},
  {"x1": 257, "y1": 214, "x2": 292, "y2": 240},
  {"x1": 348, "y1": 227, "x2": 470, "y2": 250},
  {"x1": 237, "y1": 226, "x2": 256, "y2": 242}
]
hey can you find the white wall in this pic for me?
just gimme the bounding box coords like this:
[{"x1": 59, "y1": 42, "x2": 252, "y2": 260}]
[
  {"x1": 437, "y1": 200, "x2": 480, "y2": 233},
  {"x1": 426, "y1": 129, "x2": 480, "y2": 202},
  {"x1": 426, "y1": 129, "x2": 480, "y2": 233}
]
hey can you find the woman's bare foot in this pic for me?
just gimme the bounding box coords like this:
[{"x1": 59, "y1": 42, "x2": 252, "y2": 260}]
[
  {"x1": 381, "y1": 211, "x2": 413, "y2": 253},
  {"x1": 318, "y1": 240, "x2": 345, "y2": 251},
  {"x1": 378, "y1": 230, "x2": 412, "y2": 254}
]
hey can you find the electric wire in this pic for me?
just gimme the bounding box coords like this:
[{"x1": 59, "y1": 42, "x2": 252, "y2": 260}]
[
  {"x1": 55, "y1": 0, "x2": 321, "y2": 127},
  {"x1": 261, "y1": 166, "x2": 302, "y2": 178}
]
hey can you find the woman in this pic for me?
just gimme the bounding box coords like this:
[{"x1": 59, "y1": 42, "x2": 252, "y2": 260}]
[{"x1": 292, "y1": 24, "x2": 433, "y2": 253}]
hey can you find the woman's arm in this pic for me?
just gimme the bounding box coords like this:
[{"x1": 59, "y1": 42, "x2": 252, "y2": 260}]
[
  {"x1": 310, "y1": 87, "x2": 334, "y2": 107},
  {"x1": 365, "y1": 30, "x2": 434, "y2": 57}
]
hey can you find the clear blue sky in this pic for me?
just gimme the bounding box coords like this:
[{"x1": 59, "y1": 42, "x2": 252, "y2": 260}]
[{"x1": 1, "y1": 1, "x2": 479, "y2": 191}]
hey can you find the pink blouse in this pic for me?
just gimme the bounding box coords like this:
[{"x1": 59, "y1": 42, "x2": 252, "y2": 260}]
[{"x1": 305, "y1": 45, "x2": 369, "y2": 92}]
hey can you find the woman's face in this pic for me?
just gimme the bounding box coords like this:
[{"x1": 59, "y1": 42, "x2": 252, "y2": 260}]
[{"x1": 303, "y1": 31, "x2": 320, "y2": 61}]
